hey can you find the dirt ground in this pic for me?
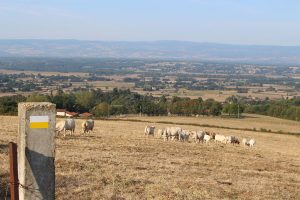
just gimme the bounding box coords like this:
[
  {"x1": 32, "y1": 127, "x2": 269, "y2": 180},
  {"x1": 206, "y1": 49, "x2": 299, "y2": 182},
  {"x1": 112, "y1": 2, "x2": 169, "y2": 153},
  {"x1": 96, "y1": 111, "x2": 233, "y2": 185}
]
[{"x1": 0, "y1": 115, "x2": 299, "y2": 199}]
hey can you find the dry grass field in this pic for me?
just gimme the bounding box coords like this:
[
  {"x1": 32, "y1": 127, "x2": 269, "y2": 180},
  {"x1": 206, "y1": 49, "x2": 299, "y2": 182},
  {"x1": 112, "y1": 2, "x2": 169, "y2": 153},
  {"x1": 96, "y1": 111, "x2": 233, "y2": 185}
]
[
  {"x1": 72, "y1": 81, "x2": 135, "y2": 91},
  {"x1": 0, "y1": 115, "x2": 300, "y2": 199},
  {"x1": 124, "y1": 114, "x2": 300, "y2": 134},
  {"x1": 135, "y1": 89, "x2": 237, "y2": 102},
  {"x1": 174, "y1": 89, "x2": 300, "y2": 102},
  {"x1": 136, "y1": 88, "x2": 299, "y2": 102}
]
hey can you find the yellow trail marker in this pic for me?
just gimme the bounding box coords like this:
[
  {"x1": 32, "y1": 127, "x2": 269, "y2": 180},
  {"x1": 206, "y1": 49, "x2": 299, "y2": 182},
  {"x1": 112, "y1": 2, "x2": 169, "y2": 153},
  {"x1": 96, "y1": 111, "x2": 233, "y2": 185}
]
[{"x1": 30, "y1": 116, "x2": 49, "y2": 129}]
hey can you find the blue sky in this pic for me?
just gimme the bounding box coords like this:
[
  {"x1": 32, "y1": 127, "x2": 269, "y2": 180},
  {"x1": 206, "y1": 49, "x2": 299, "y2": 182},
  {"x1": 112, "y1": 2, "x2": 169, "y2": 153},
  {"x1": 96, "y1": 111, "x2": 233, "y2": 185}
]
[{"x1": 0, "y1": 0, "x2": 299, "y2": 45}]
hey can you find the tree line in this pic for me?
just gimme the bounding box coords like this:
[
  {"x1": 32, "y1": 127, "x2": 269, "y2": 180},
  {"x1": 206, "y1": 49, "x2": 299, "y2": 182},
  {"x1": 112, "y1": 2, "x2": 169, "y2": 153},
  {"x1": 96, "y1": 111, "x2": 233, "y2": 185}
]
[
  {"x1": 0, "y1": 89, "x2": 223, "y2": 117},
  {"x1": 245, "y1": 98, "x2": 300, "y2": 121},
  {"x1": 0, "y1": 88, "x2": 299, "y2": 121}
]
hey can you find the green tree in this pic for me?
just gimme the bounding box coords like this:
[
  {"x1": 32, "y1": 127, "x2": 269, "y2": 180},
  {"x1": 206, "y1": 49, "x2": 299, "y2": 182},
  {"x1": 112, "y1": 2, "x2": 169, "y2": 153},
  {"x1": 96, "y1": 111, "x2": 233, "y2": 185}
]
[
  {"x1": 0, "y1": 95, "x2": 26, "y2": 115},
  {"x1": 92, "y1": 102, "x2": 111, "y2": 117},
  {"x1": 26, "y1": 93, "x2": 49, "y2": 102},
  {"x1": 51, "y1": 91, "x2": 76, "y2": 111},
  {"x1": 223, "y1": 102, "x2": 244, "y2": 117},
  {"x1": 210, "y1": 101, "x2": 222, "y2": 116},
  {"x1": 75, "y1": 91, "x2": 96, "y2": 112}
]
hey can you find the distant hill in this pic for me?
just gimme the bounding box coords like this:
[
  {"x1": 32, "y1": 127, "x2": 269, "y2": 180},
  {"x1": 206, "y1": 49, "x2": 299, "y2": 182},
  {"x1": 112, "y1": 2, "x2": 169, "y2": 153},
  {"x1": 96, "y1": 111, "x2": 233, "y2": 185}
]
[{"x1": 0, "y1": 39, "x2": 300, "y2": 65}]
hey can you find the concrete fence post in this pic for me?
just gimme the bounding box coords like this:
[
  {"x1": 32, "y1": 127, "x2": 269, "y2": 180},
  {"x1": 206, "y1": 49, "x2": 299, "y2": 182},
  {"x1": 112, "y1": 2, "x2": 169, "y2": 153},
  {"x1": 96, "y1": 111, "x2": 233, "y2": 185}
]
[{"x1": 18, "y1": 102, "x2": 56, "y2": 200}]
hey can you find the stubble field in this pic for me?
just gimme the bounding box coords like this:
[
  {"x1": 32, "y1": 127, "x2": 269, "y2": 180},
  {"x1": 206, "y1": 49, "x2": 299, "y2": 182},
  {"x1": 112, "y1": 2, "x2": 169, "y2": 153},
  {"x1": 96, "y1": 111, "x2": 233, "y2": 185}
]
[{"x1": 0, "y1": 115, "x2": 299, "y2": 199}]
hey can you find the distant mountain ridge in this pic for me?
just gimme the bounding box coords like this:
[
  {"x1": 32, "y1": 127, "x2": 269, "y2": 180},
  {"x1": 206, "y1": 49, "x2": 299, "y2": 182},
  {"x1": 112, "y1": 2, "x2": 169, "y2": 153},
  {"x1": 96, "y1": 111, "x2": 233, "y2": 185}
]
[{"x1": 0, "y1": 39, "x2": 300, "y2": 65}]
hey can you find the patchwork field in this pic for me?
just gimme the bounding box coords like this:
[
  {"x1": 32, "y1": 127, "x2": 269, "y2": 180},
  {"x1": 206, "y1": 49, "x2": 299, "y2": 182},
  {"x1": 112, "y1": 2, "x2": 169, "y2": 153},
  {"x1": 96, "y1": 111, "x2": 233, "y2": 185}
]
[
  {"x1": 72, "y1": 81, "x2": 135, "y2": 91},
  {"x1": 0, "y1": 115, "x2": 299, "y2": 199},
  {"x1": 0, "y1": 69, "x2": 89, "y2": 77},
  {"x1": 1, "y1": 68, "x2": 299, "y2": 102},
  {"x1": 134, "y1": 88, "x2": 299, "y2": 102}
]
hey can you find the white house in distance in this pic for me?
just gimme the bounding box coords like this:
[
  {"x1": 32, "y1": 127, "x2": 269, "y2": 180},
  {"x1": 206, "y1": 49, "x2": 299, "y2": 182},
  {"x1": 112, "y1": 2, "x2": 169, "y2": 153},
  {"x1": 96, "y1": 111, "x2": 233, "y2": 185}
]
[
  {"x1": 56, "y1": 109, "x2": 79, "y2": 117},
  {"x1": 56, "y1": 109, "x2": 67, "y2": 117}
]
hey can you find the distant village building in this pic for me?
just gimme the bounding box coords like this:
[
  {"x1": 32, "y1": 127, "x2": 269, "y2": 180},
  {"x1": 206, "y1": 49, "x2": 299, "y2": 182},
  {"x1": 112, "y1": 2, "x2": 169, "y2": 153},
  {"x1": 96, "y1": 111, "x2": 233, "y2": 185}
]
[
  {"x1": 66, "y1": 112, "x2": 79, "y2": 117},
  {"x1": 56, "y1": 109, "x2": 79, "y2": 118},
  {"x1": 56, "y1": 109, "x2": 67, "y2": 117}
]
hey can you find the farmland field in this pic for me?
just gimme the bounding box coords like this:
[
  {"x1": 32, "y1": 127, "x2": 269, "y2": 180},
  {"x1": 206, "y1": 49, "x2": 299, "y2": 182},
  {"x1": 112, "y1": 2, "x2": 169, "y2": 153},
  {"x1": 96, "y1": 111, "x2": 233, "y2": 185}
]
[
  {"x1": 123, "y1": 114, "x2": 300, "y2": 134},
  {"x1": 0, "y1": 69, "x2": 90, "y2": 77},
  {"x1": 1, "y1": 65, "x2": 300, "y2": 102},
  {"x1": 0, "y1": 115, "x2": 300, "y2": 199},
  {"x1": 72, "y1": 81, "x2": 135, "y2": 91}
]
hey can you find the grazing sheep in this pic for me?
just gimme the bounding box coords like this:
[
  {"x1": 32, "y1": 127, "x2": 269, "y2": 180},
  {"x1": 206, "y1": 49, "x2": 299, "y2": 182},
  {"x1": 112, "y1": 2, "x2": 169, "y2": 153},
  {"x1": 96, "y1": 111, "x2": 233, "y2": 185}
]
[
  {"x1": 226, "y1": 136, "x2": 240, "y2": 145},
  {"x1": 249, "y1": 139, "x2": 256, "y2": 147},
  {"x1": 179, "y1": 130, "x2": 190, "y2": 142},
  {"x1": 215, "y1": 134, "x2": 227, "y2": 144},
  {"x1": 162, "y1": 129, "x2": 169, "y2": 141},
  {"x1": 226, "y1": 136, "x2": 233, "y2": 144},
  {"x1": 242, "y1": 138, "x2": 256, "y2": 147},
  {"x1": 203, "y1": 134, "x2": 211, "y2": 144},
  {"x1": 165, "y1": 127, "x2": 182, "y2": 141},
  {"x1": 82, "y1": 119, "x2": 94, "y2": 134},
  {"x1": 144, "y1": 126, "x2": 155, "y2": 137},
  {"x1": 191, "y1": 131, "x2": 205, "y2": 143},
  {"x1": 234, "y1": 137, "x2": 240, "y2": 144},
  {"x1": 56, "y1": 118, "x2": 75, "y2": 137},
  {"x1": 156, "y1": 128, "x2": 164, "y2": 138},
  {"x1": 242, "y1": 138, "x2": 248, "y2": 146},
  {"x1": 207, "y1": 131, "x2": 216, "y2": 139}
]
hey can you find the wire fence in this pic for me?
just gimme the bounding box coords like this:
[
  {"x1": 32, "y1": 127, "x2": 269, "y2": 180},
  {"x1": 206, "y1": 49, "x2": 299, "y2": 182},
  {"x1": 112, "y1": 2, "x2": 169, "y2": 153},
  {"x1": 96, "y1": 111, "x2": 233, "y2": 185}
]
[{"x1": 0, "y1": 142, "x2": 59, "y2": 200}]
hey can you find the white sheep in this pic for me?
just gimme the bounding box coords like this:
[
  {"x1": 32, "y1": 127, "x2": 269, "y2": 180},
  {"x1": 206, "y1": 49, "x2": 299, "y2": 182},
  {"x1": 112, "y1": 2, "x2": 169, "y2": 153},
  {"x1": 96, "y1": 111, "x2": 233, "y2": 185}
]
[
  {"x1": 215, "y1": 134, "x2": 227, "y2": 144},
  {"x1": 226, "y1": 136, "x2": 240, "y2": 145},
  {"x1": 192, "y1": 131, "x2": 205, "y2": 143},
  {"x1": 242, "y1": 138, "x2": 256, "y2": 147},
  {"x1": 179, "y1": 130, "x2": 190, "y2": 142},
  {"x1": 242, "y1": 138, "x2": 248, "y2": 146},
  {"x1": 203, "y1": 134, "x2": 211, "y2": 144},
  {"x1": 249, "y1": 139, "x2": 256, "y2": 147}
]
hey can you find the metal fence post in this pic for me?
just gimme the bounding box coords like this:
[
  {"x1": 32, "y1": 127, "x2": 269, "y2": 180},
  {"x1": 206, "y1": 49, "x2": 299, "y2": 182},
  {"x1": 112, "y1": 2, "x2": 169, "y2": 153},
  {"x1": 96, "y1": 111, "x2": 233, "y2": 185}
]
[{"x1": 9, "y1": 142, "x2": 19, "y2": 200}]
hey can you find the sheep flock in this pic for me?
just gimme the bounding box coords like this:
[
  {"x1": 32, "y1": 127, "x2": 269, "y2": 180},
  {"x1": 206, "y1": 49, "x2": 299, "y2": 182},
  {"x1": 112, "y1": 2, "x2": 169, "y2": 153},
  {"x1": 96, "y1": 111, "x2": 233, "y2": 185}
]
[{"x1": 145, "y1": 125, "x2": 256, "y2": 147}]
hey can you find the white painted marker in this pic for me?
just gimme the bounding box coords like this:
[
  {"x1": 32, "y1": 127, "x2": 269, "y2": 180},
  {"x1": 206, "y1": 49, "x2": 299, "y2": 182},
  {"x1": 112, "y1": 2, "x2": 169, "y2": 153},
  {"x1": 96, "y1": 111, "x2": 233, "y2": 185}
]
[{"x1": 30, "y1": 116, "x2": 49, "y2": 129}]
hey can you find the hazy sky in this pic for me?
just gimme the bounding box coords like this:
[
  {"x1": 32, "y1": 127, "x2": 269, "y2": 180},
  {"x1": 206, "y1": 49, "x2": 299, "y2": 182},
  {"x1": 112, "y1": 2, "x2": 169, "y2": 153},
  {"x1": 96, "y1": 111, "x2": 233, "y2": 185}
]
[{"x1": 0, "y1": 0, "x2": 300, "y2": 45}]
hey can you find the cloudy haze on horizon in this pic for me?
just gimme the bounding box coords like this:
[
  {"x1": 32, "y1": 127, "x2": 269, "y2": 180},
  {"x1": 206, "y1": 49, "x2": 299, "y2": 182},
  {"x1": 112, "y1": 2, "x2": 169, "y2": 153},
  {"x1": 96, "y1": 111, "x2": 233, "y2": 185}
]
[{"x1": 0, "y1": 0, "x2": 299, "y2": 45}]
